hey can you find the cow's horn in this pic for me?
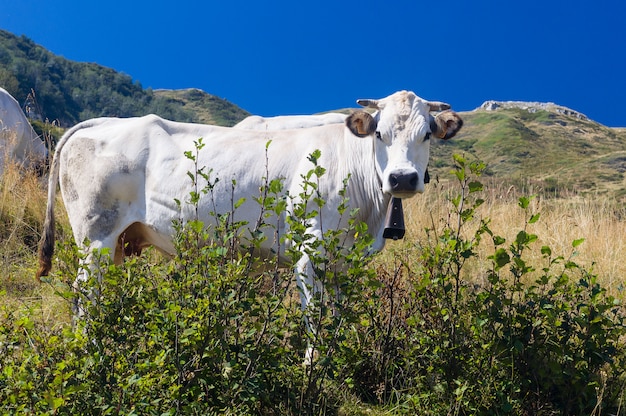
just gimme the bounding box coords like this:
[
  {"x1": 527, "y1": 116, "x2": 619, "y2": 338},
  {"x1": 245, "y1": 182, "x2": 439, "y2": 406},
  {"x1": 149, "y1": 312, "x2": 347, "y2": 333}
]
[
  {"x1": 427, "y1": 101, "x2": 451, "y2": 112},
  {"x1": 357, "y1": 99, "x2": 380, "y2": 109}
]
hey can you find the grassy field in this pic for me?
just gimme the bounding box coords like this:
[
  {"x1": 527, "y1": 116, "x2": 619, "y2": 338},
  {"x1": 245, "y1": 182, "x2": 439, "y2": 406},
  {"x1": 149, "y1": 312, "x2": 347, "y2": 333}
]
[
  {"x1": 0, "y1": 162, "x2": 69, "y2": 326},
  {"x1": 1, "y1": 147, "x2": 625, "y2": 414}
]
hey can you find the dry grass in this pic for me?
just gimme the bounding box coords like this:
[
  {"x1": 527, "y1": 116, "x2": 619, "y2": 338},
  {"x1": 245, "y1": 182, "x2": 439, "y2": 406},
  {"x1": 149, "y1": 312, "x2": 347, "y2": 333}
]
[
  {"x1": 0, "y1": 161, "x2": 72, "y2": 325},
  {"x1": 396, "y1": 178, "x2": 626, "y2": 299},
  {"x1": 0, "y1": 162, "x2": 47, "y2": 273}
]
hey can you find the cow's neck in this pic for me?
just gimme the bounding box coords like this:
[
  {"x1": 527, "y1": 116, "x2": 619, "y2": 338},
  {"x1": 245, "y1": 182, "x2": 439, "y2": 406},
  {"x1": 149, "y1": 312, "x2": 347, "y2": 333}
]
[{"x1": 340, "y1": 138, "x2": 391, "y2": 239}]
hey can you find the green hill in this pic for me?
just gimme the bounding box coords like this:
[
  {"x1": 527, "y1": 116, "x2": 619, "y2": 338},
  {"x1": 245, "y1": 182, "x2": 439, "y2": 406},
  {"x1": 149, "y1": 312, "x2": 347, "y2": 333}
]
[
  {"x1": 427, "y1": 105, "x2": 626, "y2": 199},
  {"x1": 0, "y1": 30, "x2": 248, "y2": 127}
]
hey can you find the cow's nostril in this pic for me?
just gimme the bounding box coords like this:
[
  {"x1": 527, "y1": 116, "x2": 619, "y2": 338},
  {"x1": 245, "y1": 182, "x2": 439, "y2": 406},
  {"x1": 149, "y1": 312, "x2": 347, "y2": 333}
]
[
  {"x1": 389, "y1": 171, "x2": 419, "y2": 192},
  {"x1": 408, "y1": 172, "x2": 418, "y2": 188},
  {"x1": 389, "y1": 174, "x2": 399, "y2": 188}
]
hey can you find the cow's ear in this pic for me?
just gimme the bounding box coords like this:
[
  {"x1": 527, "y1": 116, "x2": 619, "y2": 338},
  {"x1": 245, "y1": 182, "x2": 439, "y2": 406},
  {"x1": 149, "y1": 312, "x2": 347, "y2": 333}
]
[
  {"x1": 430, "y1": 110, "x2": 463, "y2": 140},
  {"x1": 346, "y1": 111, "x2": 377, "y2": 138}
]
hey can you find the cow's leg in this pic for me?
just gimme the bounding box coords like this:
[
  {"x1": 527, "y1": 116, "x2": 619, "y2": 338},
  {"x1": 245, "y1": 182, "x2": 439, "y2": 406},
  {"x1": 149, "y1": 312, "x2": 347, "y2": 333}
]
[
  {"x1": 295, "y1": 254, "x2": 318, "y2": 311},
  {"x1": 295, "y1": 254, "x2": 321, "y2": 365},
  {"x1": 72, "y1": 237, "x2": 117, "y2": 318},
  {"x1": 72, "y1": 254, "x2": 96, "y2": 318},
  {"x1": 294, "y1": 221, "x2": 326, "y2": 365}
]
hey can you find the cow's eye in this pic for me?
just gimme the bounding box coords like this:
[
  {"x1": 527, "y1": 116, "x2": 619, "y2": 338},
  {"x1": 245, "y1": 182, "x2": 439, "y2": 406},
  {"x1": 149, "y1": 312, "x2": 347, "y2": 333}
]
[
  {"x1": 424, "y1": 133, "x2": 431, "y2": 141},
  {"x1": 375, "y1": 131, "x2": 382, "y2": 141}
]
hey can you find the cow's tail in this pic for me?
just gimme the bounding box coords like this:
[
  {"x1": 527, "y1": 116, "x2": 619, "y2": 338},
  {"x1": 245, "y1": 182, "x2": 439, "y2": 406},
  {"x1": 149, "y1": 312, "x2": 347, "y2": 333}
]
[
  {"x1": 36, "y1": 120, "x2": 97, "y2": 279},
  {"x1": 37, "y1": 170, "x2": 57, "y2": 279}
]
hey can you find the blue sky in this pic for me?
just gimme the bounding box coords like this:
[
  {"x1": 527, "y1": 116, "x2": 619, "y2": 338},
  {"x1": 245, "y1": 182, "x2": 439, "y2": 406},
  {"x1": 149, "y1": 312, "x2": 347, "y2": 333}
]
[{"x1": 1, "y1": 0, "x2": 625, "y2": 126}]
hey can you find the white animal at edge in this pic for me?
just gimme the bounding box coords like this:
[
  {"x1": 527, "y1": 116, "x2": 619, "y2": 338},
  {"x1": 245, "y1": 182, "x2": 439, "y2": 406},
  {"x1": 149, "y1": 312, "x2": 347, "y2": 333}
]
[{"x1": 0, "y1": 87, "x2": 47, "y2": 175}]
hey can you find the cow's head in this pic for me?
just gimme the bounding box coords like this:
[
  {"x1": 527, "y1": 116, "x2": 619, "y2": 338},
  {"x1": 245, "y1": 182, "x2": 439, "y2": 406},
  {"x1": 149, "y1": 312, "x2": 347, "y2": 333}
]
[{"x1": 356, "y1": 90, "x2": 462, "y2": 197}]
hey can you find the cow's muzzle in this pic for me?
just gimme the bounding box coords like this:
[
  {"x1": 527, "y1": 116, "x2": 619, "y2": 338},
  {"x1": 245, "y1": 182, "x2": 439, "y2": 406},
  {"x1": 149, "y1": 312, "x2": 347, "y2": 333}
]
[{"x1": 389, "y1": 170, "x2": 419, "y2": 194}]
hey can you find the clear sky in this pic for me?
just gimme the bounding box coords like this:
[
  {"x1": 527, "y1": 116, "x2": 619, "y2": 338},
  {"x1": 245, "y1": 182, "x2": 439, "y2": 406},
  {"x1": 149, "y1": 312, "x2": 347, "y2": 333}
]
[{"x1": 1, "y1": 0, "x2": 625, "y2": 126}]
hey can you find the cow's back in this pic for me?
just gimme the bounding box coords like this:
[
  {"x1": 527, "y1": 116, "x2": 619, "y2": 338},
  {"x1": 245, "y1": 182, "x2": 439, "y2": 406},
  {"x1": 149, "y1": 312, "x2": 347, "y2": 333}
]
[{"x1": 234, "y1": 113, "x2": 347, "y2": 130}]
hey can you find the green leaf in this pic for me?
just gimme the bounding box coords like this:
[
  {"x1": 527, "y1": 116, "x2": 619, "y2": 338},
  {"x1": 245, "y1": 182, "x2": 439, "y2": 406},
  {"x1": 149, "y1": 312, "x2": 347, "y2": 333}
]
[
  {"x1": 490, "y1": 248, "x2": 510, "y2": 269},
  {"x1": 572, "y1": 238, "x2": 585, "y2": 248},
  {"x1": 453, "y1": 153, "x2": 466, "y2": 167},
  {"x1": 234, "y1": 197, "x2": 246, "y2": 209},
  {"x1": 307, "y1": 149, "x2": 322, "y2": 165},
  {"x1": 468, "y1": 180, "x2": 484, "y2": 193},
  {"x1": 518, "y1": 196, "x2": 530, "y2": 209}
]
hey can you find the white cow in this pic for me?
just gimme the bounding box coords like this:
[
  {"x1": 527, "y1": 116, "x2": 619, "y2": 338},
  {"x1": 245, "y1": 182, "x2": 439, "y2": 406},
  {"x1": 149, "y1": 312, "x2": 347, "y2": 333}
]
[
  {"x1": 234, "y1": 112, "x2": 347, "y2": 130},
  {"x1": 37, "y1": 90, "x2": 462, "y2": 337},
  {"x1": 0, "y1": 87, "x2": 48, "y2": 175}
]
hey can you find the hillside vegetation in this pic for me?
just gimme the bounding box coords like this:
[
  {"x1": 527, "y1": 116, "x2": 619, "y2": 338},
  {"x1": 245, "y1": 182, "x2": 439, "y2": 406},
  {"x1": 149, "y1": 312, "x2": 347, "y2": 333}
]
[
  {"x1": 0, "y1": 30, "x2": 248, "y2": 127},
  {"x1": 432, "y1": 108, "x2": 626, "y2": 199},
  {"x1": 152, "y1": 88, "x2": 250, "y2": 126}
]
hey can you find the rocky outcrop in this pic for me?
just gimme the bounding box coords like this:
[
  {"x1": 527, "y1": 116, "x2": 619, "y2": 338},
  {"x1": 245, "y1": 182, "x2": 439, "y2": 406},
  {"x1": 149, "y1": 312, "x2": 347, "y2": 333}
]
[{"x1": 477, "y1": 100, "x2": 588, "y2": 121}]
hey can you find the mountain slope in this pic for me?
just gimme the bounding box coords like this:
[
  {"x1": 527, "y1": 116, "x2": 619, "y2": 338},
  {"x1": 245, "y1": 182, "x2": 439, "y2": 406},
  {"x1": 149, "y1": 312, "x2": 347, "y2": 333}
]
[
  {"x1": 430, "y1": 105, "x2": 626, "y2": 198},
  {"x1": 0, "y1": 30, "x2": 248, "y2": 127}
]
